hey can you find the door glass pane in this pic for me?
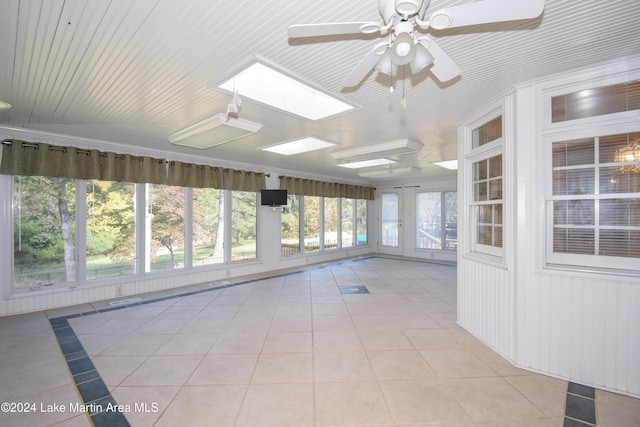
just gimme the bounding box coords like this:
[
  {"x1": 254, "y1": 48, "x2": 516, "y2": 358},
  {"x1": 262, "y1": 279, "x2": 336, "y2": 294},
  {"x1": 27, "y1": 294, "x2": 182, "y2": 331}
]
[
  {"x1": 231, "y1": 191, "x2": 257, "y2": 261},
  {"x1": 416, "y1": 192, "x2": 441, "y2": 249},
  {"x1": 86, "y1": 180, "x2": 135, "y2": 279},
  {"x1": 193, "y1": 188, "x2": 224, "y2": 266},
  {"x1": 282, "y1": 194, "x2": 300, "y2": 255},
  {"x1": 149, "y1": 184, "x2": 185, "y2": 271},
  {"x1": 13, "y1": 176, "x2": 76, "y2": 291},
  {"x1": 324, "y1": 198, "x2": 338, "y2": 250},
  {"x1": 381, "y1": 193, "x2": 399, "y2": 247}
]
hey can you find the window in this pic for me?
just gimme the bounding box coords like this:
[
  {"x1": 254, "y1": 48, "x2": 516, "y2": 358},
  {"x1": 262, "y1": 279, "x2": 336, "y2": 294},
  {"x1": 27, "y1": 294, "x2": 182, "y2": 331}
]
[
  {"x1": 281, "y1": 196, "x2": 368, "y2": 256},
  {"x1": 148, "y1": 184, "x2": 185, "y2": 271},
  {"x1": 192, "y1": 187, "x2": 224, "y2": 266},
  {"x1": 356, "y1": 199, "x2": 368, "y2": 245},
  {"x1": 281, "y1": 194, "x2": 301, "y2": 255},
  {"x1": 416, "y1": 191, "x2": 457, "y2": 251},
  {"x1": 549, "y1": 132, "x2": 640, "y2": 268},
  {"x1": 86, "y1": 180, "x2": 136, "y2": 279},
  {"x1": 231, "y1": 191, "x2": 257, "y2": 261},
  {"x1": 13, "y1": 176, "x2": 76, "y2": 290},
  {"x1": 304, "y1": 196, "x2": 320, "y2": 252},
  {"x1": 551, "y1": 80, "x2": 640, "y2": 123},
  {"x1": 474, "y1": 154, "x2": 503, "y2": 249},
  {"x1": 466, "y1": 113, "x2": 504, "y2": 258},
  {"x1": 324, "y1": 198, "x2": 338, "y2": 250},
  {"x1": 342, "y1": 199, "x2": 354, "y2": 248}
]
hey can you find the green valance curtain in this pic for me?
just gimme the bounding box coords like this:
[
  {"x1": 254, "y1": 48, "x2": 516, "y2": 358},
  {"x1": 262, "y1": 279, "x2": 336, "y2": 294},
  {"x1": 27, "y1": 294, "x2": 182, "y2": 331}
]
[
  {"x1": 167, "y1": 161, "x2": 265, "y2": 192},
  {"x1": 279, "y1": 175, "x2": 374, "y2": 200},
  {"x1": 0, "y1": 140, "x2": 266, "y2": 192}
]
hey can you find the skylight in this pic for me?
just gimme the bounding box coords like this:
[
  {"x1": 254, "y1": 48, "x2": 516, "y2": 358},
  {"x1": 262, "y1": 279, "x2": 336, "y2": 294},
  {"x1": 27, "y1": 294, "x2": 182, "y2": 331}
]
[
  {"x1": 218, "y1": 62, "x2": 354, "y2": 120},
  {"x1": 433, "y1": 160, "x2": 458, "y2": 170},
  {"x1": 338, "y1": 158, "x2": 397, "y2": 169},
  {"x1": 261, "y1": 137, "x2": 338, "y2": 156}
]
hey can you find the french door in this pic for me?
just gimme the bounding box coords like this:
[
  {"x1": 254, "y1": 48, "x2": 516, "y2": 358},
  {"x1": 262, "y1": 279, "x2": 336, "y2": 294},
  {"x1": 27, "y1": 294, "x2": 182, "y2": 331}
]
[{"x1": 379, "y1": 191, "x2": 403, "y2": 256}]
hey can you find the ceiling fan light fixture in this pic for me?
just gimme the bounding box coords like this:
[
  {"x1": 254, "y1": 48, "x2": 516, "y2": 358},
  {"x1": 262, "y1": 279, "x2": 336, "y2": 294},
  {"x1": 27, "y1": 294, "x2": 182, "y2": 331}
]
[
  {"x1": 390, "y1": 32, "x2": 415, "y2": 65},
  {"x1": 375, "y1": 48, "x2": 398, "y2": 76},
  {"x1": 409, "y1": 42, "x2": 434, "y2": 74}
]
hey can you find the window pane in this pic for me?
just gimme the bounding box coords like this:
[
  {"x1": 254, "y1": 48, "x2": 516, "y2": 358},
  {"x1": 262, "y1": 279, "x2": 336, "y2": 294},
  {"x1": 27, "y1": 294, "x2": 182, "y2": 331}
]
[
  {"x1": 553, "y1": 228, "x2": 595, "y2": 254},
  {"x1": 282, "y1": 194, "x2": 300, "y2": 255},
  {"x1": 472, "y1": 116, "x2": 502, "y2": 148},
  {"x1": 149, "y1": 184, "x2": 185, "y2": 271},
  {"x1": 554, "y1": 200, "x2": 595, "y2": 226},
  {"x1": 193, "y1": 188, "x2": 224, "y2": 266},
  {"x1": 600, "y1": 230, "x2": 640, "y2": 258},
  {"x1": 304, "y1": 196, "x2": 320, "y2": 252},
  {"x1": 474, "y1": 160, "x2": 488, "y2": 181},
  {"x1": 381, "y1": 193, "x2": 399, "y2": 247},
  {"x1": 13, "y1": 176, "x2": 76, "y2": 290},
  {"x1": 86, "y1": 181, "x2": 135, "y2": 279},
  {"x1": 231, "y1": 191, "x2": 257, "y2": 261},
  {"x1": 416, "y1": 192, "x2": 441, "y2": 249},
  {"x1": 342, "y1": 199, "x2": 354, "y2": 248},
  {"x1": 551, "y1": 80, "x2": 640, "y2": 123},
  {"x1": 552, "y1": 169, "x2": 595, "y2": 195},
  {"x1": 553, "y1": 139, "x2": 595, "y2": 167},
  {"x1": 444, "y1": 192, "x2": 457, "y2": 251},
  {"x1": 356, "y1": 199, "x2": 368, "y2": 245},
  {"x1": 478, "y1": 225, "x2": 492, "y2": 246},
  {"x1": 600, "y1": 199, "x2": 640, "y2": 226},
  {"x1": 324, "y1": 198, "x2": 338, "y2": 250},
  {"x1": 489, "y1": 154, "x2": 502, "y2": 178}
]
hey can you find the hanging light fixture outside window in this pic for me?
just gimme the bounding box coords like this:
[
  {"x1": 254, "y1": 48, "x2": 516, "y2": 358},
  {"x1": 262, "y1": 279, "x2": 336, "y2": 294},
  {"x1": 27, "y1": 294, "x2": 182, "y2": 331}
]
[{"x1": 614, "y1": 138, "x2": 640, "y2": 174}]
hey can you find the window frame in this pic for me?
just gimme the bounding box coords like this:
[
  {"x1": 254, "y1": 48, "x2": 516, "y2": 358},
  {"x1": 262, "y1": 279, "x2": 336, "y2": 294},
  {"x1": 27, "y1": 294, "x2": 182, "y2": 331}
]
[
  {"x1": 463, "y1": 107, "x2": 506, "y2": 261},
  {"x1": 415, "y1": 190, "x2": 458, "y2": 252},
  {"x1": 544, "y1": 128, "x2": 640, "y2": 272}
]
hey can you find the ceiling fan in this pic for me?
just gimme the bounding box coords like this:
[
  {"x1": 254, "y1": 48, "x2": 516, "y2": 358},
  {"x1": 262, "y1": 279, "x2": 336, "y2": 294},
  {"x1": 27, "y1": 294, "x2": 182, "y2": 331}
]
[{"x1": 288, "y1": 0, "x2": 545, "y2": 87}]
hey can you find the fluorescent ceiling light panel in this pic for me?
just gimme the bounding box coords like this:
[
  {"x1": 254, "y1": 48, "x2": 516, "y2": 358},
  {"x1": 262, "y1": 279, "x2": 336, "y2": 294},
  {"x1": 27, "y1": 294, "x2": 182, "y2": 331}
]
[
  {"x1": 331, "y1": 139, "x2": 423, "y2": 161},
  {"x1": 338, "y1": 158, "x2": 397, "y2": 169},
  {"x1": 359, "y1": 166, "x2": 422, "y2": 178},
  {"x1": 433, "y1": 160, "x2": 458, "y2": 170},
  {"x1": 261, "y1": 137, "x2": 338, "y2": 156},
  {"x1": 168, "y1": 113, "x2": 262, "y2": 149},
  {"x1": 219, "y1": 62, "x2": 354, "y2": 120}
]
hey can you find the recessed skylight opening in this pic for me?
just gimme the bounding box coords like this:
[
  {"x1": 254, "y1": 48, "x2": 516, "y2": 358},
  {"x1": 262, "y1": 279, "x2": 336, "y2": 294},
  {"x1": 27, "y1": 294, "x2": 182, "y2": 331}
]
[
  {"x1": 261, "y1": 137, "x2": 338, "y2": 156},
  {"x1": 433, "y1": 160, "x2": 458, "y2": 170},
  {"x1": 338, "y1": 158, "x2": 397, "y2": 169},
  {"x1": 218, "y1": 62, "x2": 354, "y2": 120}
]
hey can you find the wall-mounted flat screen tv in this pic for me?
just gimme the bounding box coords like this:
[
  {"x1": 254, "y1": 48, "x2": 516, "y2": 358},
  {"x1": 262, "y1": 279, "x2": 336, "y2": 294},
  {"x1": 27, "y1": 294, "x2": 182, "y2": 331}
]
[{"x1": 260, "y1": 189, "x2": 288, "y2": 206}]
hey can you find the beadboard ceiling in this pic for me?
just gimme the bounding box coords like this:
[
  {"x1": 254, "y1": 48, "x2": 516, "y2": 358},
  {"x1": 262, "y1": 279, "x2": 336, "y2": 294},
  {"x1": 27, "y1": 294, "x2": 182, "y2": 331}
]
[{"x1": 1, "y1": 0, "x2": 639, "y2": 184}]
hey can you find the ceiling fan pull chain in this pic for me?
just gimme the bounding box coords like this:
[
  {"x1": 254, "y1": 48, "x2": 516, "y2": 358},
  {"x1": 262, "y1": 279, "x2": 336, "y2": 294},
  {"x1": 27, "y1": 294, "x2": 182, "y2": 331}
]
[{"x1": 401, "y1": 66, "x2": 407, "y2": 108}]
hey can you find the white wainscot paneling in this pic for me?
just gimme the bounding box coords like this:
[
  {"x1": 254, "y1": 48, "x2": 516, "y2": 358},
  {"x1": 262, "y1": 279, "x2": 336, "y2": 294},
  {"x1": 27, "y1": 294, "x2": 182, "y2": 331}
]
[
  {"x1": 458, "y1": 258, "x2": 515, "y2": 360},
  {"x1": 522, "y1": 273, "x2": 640, "y2": 397}
]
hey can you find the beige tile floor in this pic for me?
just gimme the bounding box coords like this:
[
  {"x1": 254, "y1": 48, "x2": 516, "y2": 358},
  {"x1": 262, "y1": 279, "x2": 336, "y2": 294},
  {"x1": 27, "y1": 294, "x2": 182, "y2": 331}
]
[{"x1": 0, "y1": 256, "x2": 638, "y2": 426}]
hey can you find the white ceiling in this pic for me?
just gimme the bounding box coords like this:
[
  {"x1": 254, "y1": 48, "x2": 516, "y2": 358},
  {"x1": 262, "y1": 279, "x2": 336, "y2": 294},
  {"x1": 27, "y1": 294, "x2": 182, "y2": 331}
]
[{"x1": 1, "y1": 0, "x2": 639, "y2": 184}]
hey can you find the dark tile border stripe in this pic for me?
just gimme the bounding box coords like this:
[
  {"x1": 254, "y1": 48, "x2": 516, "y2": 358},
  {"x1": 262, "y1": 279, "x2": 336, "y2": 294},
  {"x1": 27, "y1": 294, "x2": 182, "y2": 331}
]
[
  {"x1": 50, "y1": 317, "x2": 130, "y2": 427},
  {"x1": 564, "y1": 382, "x2": 597, "y2": 426}
]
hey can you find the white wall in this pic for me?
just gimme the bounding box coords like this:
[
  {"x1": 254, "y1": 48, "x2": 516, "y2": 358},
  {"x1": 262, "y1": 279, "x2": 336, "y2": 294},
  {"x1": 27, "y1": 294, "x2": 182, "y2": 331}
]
[{"x1": 458, "y1": 56, "x2": 640, "y2": 398}]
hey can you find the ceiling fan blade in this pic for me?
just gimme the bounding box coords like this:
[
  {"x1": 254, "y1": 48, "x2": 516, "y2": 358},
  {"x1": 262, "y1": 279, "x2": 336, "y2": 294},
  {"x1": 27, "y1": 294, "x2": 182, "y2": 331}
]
[
  {"x1": 419, "y1": 37, "x2": 461, "y2": 82},
  {"x1": 342, "y1": 46, "x2": 385, "y2": 88},
  {"x1": 288, "y1": 22, "x2": 381, "y2": 38},
  {"x1": 427, "y1": 0, "x2": 545, "y2": 30}
]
